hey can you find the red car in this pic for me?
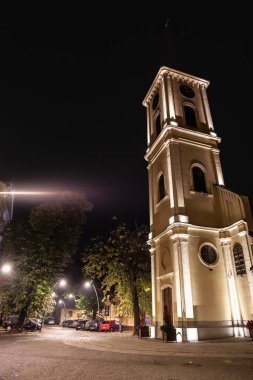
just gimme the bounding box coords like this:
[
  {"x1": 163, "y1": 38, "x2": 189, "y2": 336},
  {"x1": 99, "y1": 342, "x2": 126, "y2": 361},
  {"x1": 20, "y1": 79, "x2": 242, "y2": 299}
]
[{"x1": 99, "y1": 320, "x2": 122, "y2": 332}]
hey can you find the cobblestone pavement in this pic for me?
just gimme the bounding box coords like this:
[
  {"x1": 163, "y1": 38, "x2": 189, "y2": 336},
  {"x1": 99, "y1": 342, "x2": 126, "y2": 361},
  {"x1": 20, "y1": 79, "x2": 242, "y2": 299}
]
[
  {"x1": 2, "y1": 325, "x2": 253, "y2": 358},
  {"x1": 1, "y1": 326, "x2": 253, "y2": 380}
]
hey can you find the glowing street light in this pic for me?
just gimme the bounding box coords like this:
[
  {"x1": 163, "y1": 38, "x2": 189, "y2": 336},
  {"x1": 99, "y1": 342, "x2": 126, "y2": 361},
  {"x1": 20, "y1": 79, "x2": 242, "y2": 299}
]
[
  {"x1": 59, "y1": 279, "x2": 67, "y2": 287},
  {"x1": 84, "y1": 281, "x2": 99, "y2": 317},
  {"x1": 1, "y1": 263, "x2": 12, "y2": 274},
  {"x1": 51, "y1": 279, "x2": 67, "y2": 298}
]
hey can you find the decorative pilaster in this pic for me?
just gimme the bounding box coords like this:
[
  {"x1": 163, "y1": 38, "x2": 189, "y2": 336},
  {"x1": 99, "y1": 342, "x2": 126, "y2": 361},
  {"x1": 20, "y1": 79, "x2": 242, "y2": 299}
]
[
  {"x1": 161, "y1": 76, "x2": 168, "y2": 125},
  {"x1": 150, "y1": 249, "x2": 156, "y2": 319},
  {"x1": 167, "y1": 74, "x2": 176, "y2": 123},
  {"x1": 221, "y1": 240, "x2": 243, "y2": 334},
  {"x1": 172, "y1": 240, "x2": 182, "y2": 317},
  {"x1": 200, "y1": 85, "x2": 214, "y2": 131}
]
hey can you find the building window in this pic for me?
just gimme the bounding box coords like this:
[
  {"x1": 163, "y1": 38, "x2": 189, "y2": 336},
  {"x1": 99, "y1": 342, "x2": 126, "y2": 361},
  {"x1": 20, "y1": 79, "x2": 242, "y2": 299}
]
[
  {"x1": 192, "y1": 166, "x2": 207, "y2": 193},
  {"x1": 184, "y1": 105, "x2": 197, "y2": 129},
  {"x1": 158, "y1": 174, "x2": 166, "y2": 202},
  {"x1": 180, "y1": 85, "x2": 195, "y2": 99},
  {"x1": 200, "y1": 244, "x2": 218, "y2": 265},
  {"x1": 156, "y1": 114, "x2": 161, "y2": 136},
  {"x1": 233, "y1": 243, "x2": 246, "y2": 276}
]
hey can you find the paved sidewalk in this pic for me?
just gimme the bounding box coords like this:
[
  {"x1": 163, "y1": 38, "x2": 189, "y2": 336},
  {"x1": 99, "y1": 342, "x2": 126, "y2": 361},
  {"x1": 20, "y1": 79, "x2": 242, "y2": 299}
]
[
  {"x1": 64, "y1": 330, "x2": 253, "y2": 358},
  {"x1": 2, "y1": 326, "x2": 253, "y2": 358}
]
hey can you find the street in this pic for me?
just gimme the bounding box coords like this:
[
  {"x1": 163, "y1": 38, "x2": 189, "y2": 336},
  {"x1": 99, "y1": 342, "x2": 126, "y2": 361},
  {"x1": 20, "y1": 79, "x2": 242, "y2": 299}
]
[{"x1": 0, "y1": 325, "x2": 253, "y2": 379}]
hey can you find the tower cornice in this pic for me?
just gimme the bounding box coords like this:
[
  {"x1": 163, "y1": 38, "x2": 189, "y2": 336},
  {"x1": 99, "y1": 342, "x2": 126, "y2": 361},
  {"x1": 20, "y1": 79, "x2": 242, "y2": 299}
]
[{"x1": 142, "y1": 66, "x2": 210, "y2": 107}]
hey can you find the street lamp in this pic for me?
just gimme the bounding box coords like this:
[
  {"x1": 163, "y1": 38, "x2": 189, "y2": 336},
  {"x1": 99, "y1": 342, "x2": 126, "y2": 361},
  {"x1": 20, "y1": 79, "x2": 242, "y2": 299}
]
[
  {"x1": 84, "y1": 281, "x2": 99, "y2": 317},
  {"x1": 50, "y1": 279, "x2": 67, "y2": 324},
  {"x1": 51, "y1": 278, "x2": 67, "y2": 298},
  {"x1": 0, "y1": 263, "x2": 12, "y2": 274},
  {"x1": 59, "y1": 279, "x2": 67, "y2": 287}
]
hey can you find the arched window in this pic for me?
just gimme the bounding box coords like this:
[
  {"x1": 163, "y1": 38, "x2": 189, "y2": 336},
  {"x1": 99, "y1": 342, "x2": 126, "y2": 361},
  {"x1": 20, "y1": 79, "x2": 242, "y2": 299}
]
[
  {"x1": 233, "y1": 243, "x2": 246, "y2": 276},
  {"x1": 192, "y1": 166, "x2": 206, "y2": 193},
  {"x1": 156, "y1": 114, "x2": 161, "y2": 136},
  {"x1": 184, "y1": 105, "x2": 197, "y2": 129},
  {"x1": 158, "y1": 174, "x2": 166, "y2": 202}
]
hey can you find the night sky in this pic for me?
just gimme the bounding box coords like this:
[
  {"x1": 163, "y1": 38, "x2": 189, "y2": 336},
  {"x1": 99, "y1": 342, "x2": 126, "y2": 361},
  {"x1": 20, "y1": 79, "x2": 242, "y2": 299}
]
[{"x1": 0, "y1": 6, "x2": 252, "y2": 244}]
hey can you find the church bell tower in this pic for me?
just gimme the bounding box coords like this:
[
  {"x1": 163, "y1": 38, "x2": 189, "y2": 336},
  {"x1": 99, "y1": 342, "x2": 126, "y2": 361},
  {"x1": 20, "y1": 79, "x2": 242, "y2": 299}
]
[{"x1": 143, "y1": 67, "x2": 253, "y2": 341}]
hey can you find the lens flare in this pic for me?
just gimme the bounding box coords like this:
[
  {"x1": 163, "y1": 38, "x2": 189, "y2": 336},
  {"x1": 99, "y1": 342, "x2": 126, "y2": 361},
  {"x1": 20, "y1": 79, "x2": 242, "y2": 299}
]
[{"x1": 0, "y1": 191, "x2": 60, "y2": 195}]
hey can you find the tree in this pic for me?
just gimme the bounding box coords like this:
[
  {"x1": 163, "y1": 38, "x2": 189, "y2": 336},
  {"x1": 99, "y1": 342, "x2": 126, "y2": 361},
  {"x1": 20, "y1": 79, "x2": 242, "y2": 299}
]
[
  {"x1": 0, "y1": 193, "x2": 92, "y2": 329},
  {"x1": 83, "y1": 222, "x2": 151, "y2": 335},
  {"x1": 75, "y1": 294, "x2": 97, "y2": 319}
]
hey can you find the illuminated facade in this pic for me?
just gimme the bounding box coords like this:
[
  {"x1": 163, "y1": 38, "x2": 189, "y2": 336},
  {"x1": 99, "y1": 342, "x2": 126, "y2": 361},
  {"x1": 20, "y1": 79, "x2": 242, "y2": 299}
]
[{"x1": 143, "y1": 67, "x2": 253, "y2": 341}]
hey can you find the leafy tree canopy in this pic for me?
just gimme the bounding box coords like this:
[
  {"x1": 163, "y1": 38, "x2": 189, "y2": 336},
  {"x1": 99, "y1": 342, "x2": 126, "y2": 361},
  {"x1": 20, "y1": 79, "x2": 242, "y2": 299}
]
[
  {"x1": 0, "y1": 193, "x2": 92, "y2": 327},
  {"x1": 82, "y1": 221, "x2": 151, "y2": 335}
]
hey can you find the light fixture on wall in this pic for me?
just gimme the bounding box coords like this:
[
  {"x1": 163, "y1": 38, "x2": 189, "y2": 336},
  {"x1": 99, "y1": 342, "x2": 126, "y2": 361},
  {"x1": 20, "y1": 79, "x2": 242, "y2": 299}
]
[{"x1": 249, "y1": 265, "x2": 253, "y2": 272}]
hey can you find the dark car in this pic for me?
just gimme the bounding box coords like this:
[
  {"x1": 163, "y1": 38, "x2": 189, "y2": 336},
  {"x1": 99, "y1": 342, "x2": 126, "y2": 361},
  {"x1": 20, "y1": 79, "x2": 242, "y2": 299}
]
[
  {"x1": 62, "y1": 319, "x2": 74, "y2": 327},
  {"x1": 3, "y1": 320, "x2": 16, "y2": 331},
  {"x1": 44, "y1": 316, "x2": 55, "y2": 325},
  {"x1": 23, "y1": 318, "x2": 42, "y2": 332},
  {"x1": 69, "y1": 319, "x2": 82, "y2": 328},
  {"x1": 75, "y1": 319, "x2": 89, "y2": 330},
  {"x1": 3, "y1": 315, "x2": 18, "y2": 331}
]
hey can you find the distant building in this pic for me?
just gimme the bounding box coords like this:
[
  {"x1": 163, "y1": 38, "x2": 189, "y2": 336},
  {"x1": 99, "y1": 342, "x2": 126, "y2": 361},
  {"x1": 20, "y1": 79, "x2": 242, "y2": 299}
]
[{"x1": 143, "y1": 67, "x2": 253, "y2": 341}]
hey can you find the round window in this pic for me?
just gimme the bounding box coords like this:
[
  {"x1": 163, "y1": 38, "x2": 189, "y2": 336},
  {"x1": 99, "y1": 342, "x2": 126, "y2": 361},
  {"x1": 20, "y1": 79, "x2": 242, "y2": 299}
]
[
  {"x1": 152, "y1": 93, "x2": 159, "y2": 110},
  {"x1": 180, "y1": 85, "x2": 195, "y2": 99},
  {"x1": 200, "y1": 245, "x2": 218, "y2": 265}
]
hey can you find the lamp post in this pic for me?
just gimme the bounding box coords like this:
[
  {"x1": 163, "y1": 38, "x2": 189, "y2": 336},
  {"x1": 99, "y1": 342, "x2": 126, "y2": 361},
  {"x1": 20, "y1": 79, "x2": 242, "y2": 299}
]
[
  {"x1": 84, "y1": 281, "x2": 99, "y2": 317},
  {"x1": 0, "y1": 263, "x2": 13, "y2": 323},
  {"x1": 58, "y1": 299, "x2": 66, "y2": 322},
  {"x1": 51, "y1": 279, "x2": 67, "y2": 324}
]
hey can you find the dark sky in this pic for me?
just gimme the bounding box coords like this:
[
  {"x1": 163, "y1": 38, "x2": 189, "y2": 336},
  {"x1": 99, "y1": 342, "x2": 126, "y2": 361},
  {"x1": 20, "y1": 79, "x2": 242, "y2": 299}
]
[{"x1": 0, "y1": 6, "x2": 252, "y2": 242}]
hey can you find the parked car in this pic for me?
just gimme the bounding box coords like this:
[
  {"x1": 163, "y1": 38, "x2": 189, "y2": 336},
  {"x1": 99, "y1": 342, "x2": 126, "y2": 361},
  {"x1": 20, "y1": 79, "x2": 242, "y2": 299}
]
[
  {"x1": 84, "y1": 319, "x2": 104, "y2": 332},
  {"x1": 44, "y1": 317, "x2": 55, "y2": 325},
  {"x1": 3, "y1": 320, "x2": 16, "y2": 331},
  {"x1": 100, "y1": 320, "x2": 122, "y2": 332},
  {"x1": 3, "y1": 315, "x2": 18, "y2": 331},
  {"x1": 68, "y1": 319, "x2": 80, "y2": 328},
  {"x1": 62, "y1": 319, "x2": 74, "y2": 327},
  {"x1": 23, "y1": 318, "x2": 42, "y2": 332},
  {"x1": 75, "y1": 319, "x2": 89, "y2": 330}
]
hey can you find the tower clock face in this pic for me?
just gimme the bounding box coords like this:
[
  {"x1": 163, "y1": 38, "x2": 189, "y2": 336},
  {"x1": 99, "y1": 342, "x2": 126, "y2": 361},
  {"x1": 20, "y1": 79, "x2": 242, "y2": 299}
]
[{"x1": 180, "y1": 84, "x2": 195, "y2": 98}]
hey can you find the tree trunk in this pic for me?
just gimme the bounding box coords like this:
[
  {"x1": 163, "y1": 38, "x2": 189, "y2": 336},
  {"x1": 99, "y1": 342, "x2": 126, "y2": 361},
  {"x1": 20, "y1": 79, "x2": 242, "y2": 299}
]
[
  {"x1": 129, "y1": 267, "x2": 140, "y2": 336},
  {"x1": 15, "y1": 305, "x2": 29, "y2": 331}
]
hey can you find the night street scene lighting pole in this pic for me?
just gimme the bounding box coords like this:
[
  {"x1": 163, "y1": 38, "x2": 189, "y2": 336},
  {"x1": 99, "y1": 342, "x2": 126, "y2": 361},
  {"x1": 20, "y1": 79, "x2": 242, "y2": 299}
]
[
  {"x1": 84, "y1": 281, "x2": 99, "y2": 317},
  {"x1": 58, "y1": 299, "x2": 66, "y2": 321},
  {"x1": 51, "y1": 279, "x2": 67, "y2": 324},
  {"x1": 51, "y1": 278, "x2": 67, "y2": 298},
  {"x1": 0, "y1": 263, "x2": 13, "y2": 325}
]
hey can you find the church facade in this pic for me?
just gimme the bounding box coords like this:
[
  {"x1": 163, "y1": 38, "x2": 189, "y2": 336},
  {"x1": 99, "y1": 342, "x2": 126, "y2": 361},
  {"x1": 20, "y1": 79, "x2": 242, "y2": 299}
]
[{"x1": 143, "y1": 67, "x2": 253, "y2": 341}]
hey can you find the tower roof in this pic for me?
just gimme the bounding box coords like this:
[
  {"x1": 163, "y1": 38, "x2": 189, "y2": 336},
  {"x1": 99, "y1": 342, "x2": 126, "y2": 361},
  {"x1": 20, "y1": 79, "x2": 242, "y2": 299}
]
[{"x1": 142, "y1": 66, "x2": 210, "y2": 107}]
